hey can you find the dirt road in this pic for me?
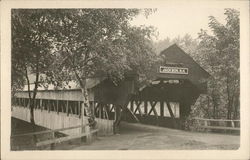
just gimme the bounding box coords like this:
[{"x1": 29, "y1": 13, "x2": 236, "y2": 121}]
[
  {"x1": 11, "y1": 118, "x2": 240, "y2": 150},
  {"x1": 71, "y1": 122, "x2": 240, "y2": 150}
]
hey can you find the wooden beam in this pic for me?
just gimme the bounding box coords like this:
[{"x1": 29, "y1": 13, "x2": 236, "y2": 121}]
[
  {"x1": 130, "y1": 100, "x2": 134, "y2": 112},
  {"x1": 40, "y1": 99, "x2": 43, "y2": 111},
  {"x1": 50, "y1": 100, "x2": 53, "y2": 111},
  {"x1": 110, "y1": 105, "x2": 114, "y2": 113},
  {"x1": 127, "y1": 108, "x2": 140, "y2": 123},
  {"x1": 54, "y1": 100, "x2": 56, "y2": 112},
  {"x1": 99, "y1": 104, "x2": 102, "y2": 119},
  {"x1": 89, "y1": 101, "x2": 93, "y2": 115},
  {"x1": 152, "y1": 106, "x2": 158, "y2": 117},
  {"x1": 73, "y1": 101, "x2": 76, "y2": 114},
  {"x1": 60, "y1": 101, "x2": 64, "y2": 113},
  {"x1": 134, "y1": 101, "x2": 142, "y2": 116},
  {"x1": 106, "y1": 104, "x2": 111, "y2": 115},
  {"x1": 69, "y1": 101, "x2": 73, "y2": 115},
  {"x1": 166, "y1": 101, "x2": 177, "y2": 128},
  {"x1": 57, "y1": 100, "x2": 59, "y2": 114},
  {"x1": 166, "y1": 101, "x2": 175, "y2": 118},
  {"x1": 66, "y1": 100, "x2": 69, "y2": 116},
  {"x1": 79, "y1": 101, "x2": 81, "y2": 118},
  {"x1": 48, "y1": 100, "x2": 51, "y2": 113},
  {"x1": 33, "y1": 99, "x2": 36, "y2": 109},
  {"x1": 44, "y1": 100, "x2": 47, "y2": 110},
  {"x1": 35, "y1": 99, "x2": 37, "y2": 109},
  {"x1": 51, "y1": 100, "x2": 54, "y2": 112},
  {"x1": 114, "y1": 105, "x2": 122, "y2": 123},
  {"x1": 36, "y1": 129, "x2": 98, "y2": 147},
  {"x1": 101, "y1": 104, "x2": 104, "y2": 119},
  {"x1": 11, "y1": 124, "x2": 89, "y2": 138},
  {"x1": 119, "y1": 98, "x2": 131, "y2": 124},
  {"x1": 51, "y1": 100, "x2": 53, "y2": 112},
  {"x1": 102, "y1": 104, "x2": 104, "y2": 119},
  {"x1": 160, "y1": 101, "x2": 164, "y2": 117},
  {"x1": 94, "y1": 103, "x2": 100, "y2": 117},
  {"x1": 43, "y1": 100, "x2": 45, "y2": 110},
  {"x1": 148, "y1": 101, "x2": 157, "y2": 115},
  {"x1": 144, "y1": 101, "x2": 148, "y2": 115},
  {"x1": 199, "y1": 125, "x2": 240, "y2": 131},
  {"x1": 114, "y1": 105, "x2": 122, "y2": 134},
  {"x1": 104, "y1": 104, "x2": 109, "y2": 120}
]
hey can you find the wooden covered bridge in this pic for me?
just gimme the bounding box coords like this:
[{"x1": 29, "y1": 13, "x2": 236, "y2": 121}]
[{"x1": 12, "y1": 44, "x2": 210, "y2": 137}]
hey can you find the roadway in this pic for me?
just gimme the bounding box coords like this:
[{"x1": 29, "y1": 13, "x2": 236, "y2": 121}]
[{"x1": 70, "y1": 122, "x2": 240, "y2": 150}]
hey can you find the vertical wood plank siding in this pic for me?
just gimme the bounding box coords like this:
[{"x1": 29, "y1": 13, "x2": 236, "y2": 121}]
[{"x1": 12, "y1": 103, "x2": 114, "y2": 136}]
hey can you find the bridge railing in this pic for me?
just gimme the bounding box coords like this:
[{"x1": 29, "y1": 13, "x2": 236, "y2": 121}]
[
  {"x1": 11, "y1": 123, "x2": 98, "y2": 150},
  {"x1": 193, "y1": 118, "x2": 240, "y2": 132}
]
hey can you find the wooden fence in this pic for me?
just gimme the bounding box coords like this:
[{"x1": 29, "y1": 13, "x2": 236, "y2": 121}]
[
  {"x1": 194, "y1": 118, "x2": 240, "y2": 132},
  {"x1": 11, "y1": 123, "x2": 98, "y2": 150}
]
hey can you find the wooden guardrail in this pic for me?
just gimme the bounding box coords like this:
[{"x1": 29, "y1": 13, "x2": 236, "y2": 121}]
[
  {"x1": 11, "y1": 125, "x2": 83, "y2": 138},
  {"x1": 11, "y1": 124, "x2": 98, "y2": 150},
  {"x1": 194, "y1": 118, "x2": 240, "y2": 132}
]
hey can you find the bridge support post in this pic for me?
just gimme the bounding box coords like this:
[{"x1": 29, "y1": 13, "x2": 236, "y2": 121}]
[
  {"x1": 85, "y1": 125, "x2": 92, "y2": 144},
  {"x1": 114, "y1": 105, "x2": 121, "y2": 134},
  {"x1": 50, "y1": 132, "x2": 55, "y2": 150}
]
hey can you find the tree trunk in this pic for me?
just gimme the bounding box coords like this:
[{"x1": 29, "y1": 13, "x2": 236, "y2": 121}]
[
  {"x1": 25, "y1": 64, "x2": 39, "y2": 143},
  {"x1": 114, "y1": 105, "x2": 122, "y2": 134},
  {"x1": 226, "y1": 76, "x2": 232, "y2": 120},
  {"x1": 233, "y1": 95, "x2": 239, "y2": 119},
  {"x1": 78, "y1": 77, "x2": 96, "y2": 128},
  {"x1": 81, "y1": 87, "x2": 96, "y2": 127}
]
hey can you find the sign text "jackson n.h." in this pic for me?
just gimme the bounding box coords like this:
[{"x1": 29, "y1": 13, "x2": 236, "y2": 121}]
[{"x1": 159, "y1": 66, "x2": 188, "y2": 75}]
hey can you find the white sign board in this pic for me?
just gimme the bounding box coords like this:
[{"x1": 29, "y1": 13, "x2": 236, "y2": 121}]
[{"x1": 159, "y1": 66, "x2": 188, "y2": 75}]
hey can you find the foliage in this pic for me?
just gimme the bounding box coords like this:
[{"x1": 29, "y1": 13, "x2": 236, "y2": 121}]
[
  {"x1": 12, "y1": 10, "x2": 55, "y2": 92},
  {"x1": 197, "y1": 8, "x2": 240, "y2": 120},
  {"x1": 153, "y1": 34, "x2": 198, "y2": 58},
  {"x1": 183, "y1": 9, "x2": 239, "y2": 131},
  {"x1": 46, "y1": 9, "x2": 157, "y2": 85},
  {"x1": 153, "y1": 9, "x2": 240, "y2": 130},
  {"x1": 36, "y1": 9, "x2": 158, "y2": 124},
  {"x1": 12, "y1": 9, "x2": 56, "y2": 129}
]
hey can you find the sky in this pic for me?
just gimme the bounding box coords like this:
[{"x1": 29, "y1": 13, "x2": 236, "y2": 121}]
[{"x1": 131, "y1": 7, "x2": 227, "y2": 42}]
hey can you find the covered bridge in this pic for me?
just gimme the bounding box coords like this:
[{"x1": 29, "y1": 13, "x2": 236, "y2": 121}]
[
  {"x1": 12, "y1": 44, "x2": 210, "y2": 135},
  {"x1": 125, "y1": 44, "x2": 210, "y2": 129}
]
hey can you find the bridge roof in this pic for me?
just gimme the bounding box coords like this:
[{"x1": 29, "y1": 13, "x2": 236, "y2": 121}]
[
  {"x1": 155, "y1": 44, "x2": 210, "y2": 93},
  {"x1": 15, "y1": 44, "x2": 210, "y2": 102}
]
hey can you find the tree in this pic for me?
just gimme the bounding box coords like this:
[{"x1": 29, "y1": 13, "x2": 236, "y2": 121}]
[
  {"x1": 44, "y1": 9, "x2": 157, "y2": 127},
  {"x1": 197, "y1": 9, "x2": 240, "y2": 120},
  {"x1": 12, "y1": 9, "x2": 55, "y2": 135},
  {"x1": 153, "y1": 34, "x2": 199, "y2": 60}
]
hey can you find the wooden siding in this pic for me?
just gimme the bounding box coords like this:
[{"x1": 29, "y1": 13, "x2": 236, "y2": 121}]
[
  {"x1": 15, "y1": 89, "x2": 94, "y2": 101},
  {"x1": 12, "y1": 106, "x2": 114, "y2": 136}
]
